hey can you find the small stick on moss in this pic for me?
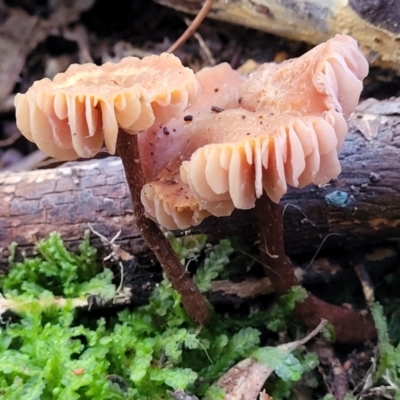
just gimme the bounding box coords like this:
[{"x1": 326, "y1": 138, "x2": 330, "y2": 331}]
[
  {"x1": 0, "y1": 288, "x2": 133, "y2": 316},
  {"x1": 116, "y1": 130, "x2": 210, "y2": 325},
  {"x1": 355, "y1": 262, "x2": 375, "y2": 306},
  {"x1": 255, "y1": 193, "x2": 377, "y2": 344},
  {"x1": 167, "y1": 0, "x2": 214, "y2": 53}
]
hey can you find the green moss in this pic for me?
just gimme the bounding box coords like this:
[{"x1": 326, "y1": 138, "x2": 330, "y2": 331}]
[{"x1": 0, "y1": 232, "x2": 316, "y2": 399}]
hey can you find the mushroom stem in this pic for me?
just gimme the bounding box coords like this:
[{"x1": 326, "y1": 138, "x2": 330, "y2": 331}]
[
  {"x1": 116, "y1": 130, "x2": 210, "y2": 325},
  {"x1": 254, "y1": 193, "x2": 377, "y2": 344}
]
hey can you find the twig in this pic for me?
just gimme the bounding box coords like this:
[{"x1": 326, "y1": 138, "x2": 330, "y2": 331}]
[
  {"x1": 0, "y1": 290, "x2": 132, "y2": 316},
  {"x1": 280, "y1": 319, "x2": 328, "y2": 352},
  {"x1": 0, "y1": 130, "x2": 21, "y2": 147},
  {"x1": 354, "y1": 263, "x2": 375, "y2": 305},
  {"x1": 314, "y1": 339, "x2": 349, "y2": 400},
  {"x1": 167, "y1": 0, "x2": 214, "y2": 53},
  {"x1": 88, "y1": 224, "x2": 133, "y2": 262},
  {"x1": 63, "y1": 24, "x2": 93, "y2": 64},
  {"x1": 183, "y1": 17, "x2": 216, "y2": 65},
  {"x1": 305, "y1": 233, "x2": 343, "y2": 270},
  {"x1": 282, "y1": 203, "x2": 315, "y2": 227}
]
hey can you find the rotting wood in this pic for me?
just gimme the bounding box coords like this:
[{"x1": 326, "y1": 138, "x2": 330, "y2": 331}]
[
  {"x1": 2, "y1": 98, "x2": 400, "y2": 267},
  {"x1": 155, "y1": 0, "x2": 400, "y2": 71}
]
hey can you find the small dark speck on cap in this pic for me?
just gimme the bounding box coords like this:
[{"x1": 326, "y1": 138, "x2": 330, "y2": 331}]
[
  {"x1": 241, "y1": 115, "x2": 246, "y2": 119},
  {"x1": 163, "y1": 127, "x2": 170, "y2": 135},
  {"x1": 214, "y1": 88, "x2": 219, "y2": 92},
  {"x1": 211, "y1": 105, "x2": 224, "y2": 113},
  {"x1": 238, "y1": 97, "x2": 242, "y2": 104},
  {"x1": 183, "y1": 115, "x2": 193, "y2": 122}
]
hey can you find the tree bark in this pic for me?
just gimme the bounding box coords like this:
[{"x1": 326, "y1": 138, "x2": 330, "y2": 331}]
[{"x1": 1, "y1": 98, "x2": 400, "y2": 268}]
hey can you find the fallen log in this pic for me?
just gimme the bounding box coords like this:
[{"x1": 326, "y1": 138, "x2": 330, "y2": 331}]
[
  {"x1": 155, "y1": 0, "x2": 400, "y2": 71},
  {"x1": 1, "y1": 98, "x2": 400, "y2": 268}
]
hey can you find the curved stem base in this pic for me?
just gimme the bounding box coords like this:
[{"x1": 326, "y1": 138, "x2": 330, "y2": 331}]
[{"x1": 255, "y1": 193, "x2": 376, "y2": 344}]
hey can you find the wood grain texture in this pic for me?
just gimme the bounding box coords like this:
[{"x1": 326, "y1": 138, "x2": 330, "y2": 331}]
[{"x1": 1, "y1": 98, "x2": 400, "y2": 267}]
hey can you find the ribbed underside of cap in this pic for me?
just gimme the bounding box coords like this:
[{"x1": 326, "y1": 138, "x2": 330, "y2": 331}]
[
  {"x1": 141, "y1": 35, "x2": 369, "y2": 230},
  {"x1": 15, "y1": 53, "x2": 199, "y2": 159}
]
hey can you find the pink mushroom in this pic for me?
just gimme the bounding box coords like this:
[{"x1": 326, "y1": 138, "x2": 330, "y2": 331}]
[
  {"x1": 140, "y1": 62, "x2": 244, "y2": 229},
  {"x1": 15, "y1": 53, "x2": 199, "y2": 158},
  {"x1": 141, "y1": 35, "x2": 367, "y2": 229},
  {"x1": 140, "y1": 35, "x2": 376, "y2": 343},
  {"x1": 14, "y1": 53, "x2": 210, "y2": 325},
  {"x1": 180, "y1": 34, "x2": 368, "y2": 213}
]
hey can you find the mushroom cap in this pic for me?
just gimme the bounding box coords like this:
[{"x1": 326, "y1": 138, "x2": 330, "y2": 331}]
[
  {"x1": 239, "y1": 35, "x2": 368, "y2": 118},
  {"x1": 140, "y1": 63, "x2": 244, "y2": 229},
  {"x1": 15, "y1": 53, "x2": 199, "y2": 159},
  {"x1": 143, "y1": 108, "x2": 340, "y2": 229},
  {"x1": 141, "y1": 168, "x2": 212, "y2": 230},
  {"x1": 139, "y1": 62, "x2": 244, "y2": 181},
  {"x1": 141, "y1": 35, "x2": 368, "y2": 230},
  {"x1": 181, "y1": 35, "x2": 368, "y2": 212},
  {"x1": 180, "y1": 109, "x2": 342, "y2": 211}
]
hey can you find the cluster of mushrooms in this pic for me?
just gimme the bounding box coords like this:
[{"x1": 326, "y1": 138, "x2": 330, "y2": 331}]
[{"x1": 15, "y1": 35, "x2": 376, "y2": 343}]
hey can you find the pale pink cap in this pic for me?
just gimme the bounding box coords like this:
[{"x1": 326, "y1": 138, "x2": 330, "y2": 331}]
[
  {"x1": 140, "y1": 63, "x2": 244, "y2": 229},
  {"x1": 141, "y1": 168, "x2": 211, "y2": 230},
  {"x1": 139, "y1": 62, "x2": 244, "y2": 181},
  {"x1": 180, "y1": 35, "x2": 368, "y2": 213},
  {"x1": 15, "y1": 53, "x2": 199, "y2": 159},
  {"x1": 180, "y1": 110, "x2": 342, "y2": 212},
  {"x1": 142, "y1": 35, "x2": 368, "y2": 229}
]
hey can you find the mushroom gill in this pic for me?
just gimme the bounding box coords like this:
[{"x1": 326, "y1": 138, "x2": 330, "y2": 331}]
[
  {"x1": 139, "y1": 62, "x2": 245, "y2": 181},
  {"x1": 181, "y1": 35, "x2": 367, "y2": 211},
  {"x1": 139, "y1": 62, "x2": 244, "y2": 229},
  {"x1": 141, "y1": 35, "x2": 368, "y2": 230},
  {"x1": 15, "y1": 53, "x2": 199, "y2": 159},
  {"x1": 237, "y1": 34, "x2": 368, "y2": 148},
  {"x1": 180, "y1": 109, "x2": 341, "y2": 209},
  {"x1": 141, "y1": 168, "x2": 211, "y2": 230}
]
